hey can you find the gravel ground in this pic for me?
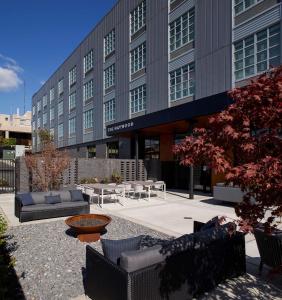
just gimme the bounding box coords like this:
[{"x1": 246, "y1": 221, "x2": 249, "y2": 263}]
[{"x1": 6, "y1": 216, "x2": 170, "y2": 300}]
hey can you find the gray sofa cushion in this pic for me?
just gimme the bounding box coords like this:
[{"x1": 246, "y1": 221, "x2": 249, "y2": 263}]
[
  {"x1": 18, "y1": 193, "x2": 34, "y2": 206},
  {"x1": 31, "y1": 192, "x2": 50, "y2": 204},
  {"x1": 101, "y1": 236, "x2": 142, "y2": 264},
  {"x1": 45, "y1": 194, "x2": 61, "y2": 204},
  {"x1": 120, "y1": 245, "x2": 166, "y2": 273},
  {"x1": 21, "y1": 201, "x2": 88, "y2": 212},
  {"x1": 56, "y1": 190, "x2": 71, "y2": 202},
  {"x1": 70, "y1": 190, "x2": 84, "y2": 201}
]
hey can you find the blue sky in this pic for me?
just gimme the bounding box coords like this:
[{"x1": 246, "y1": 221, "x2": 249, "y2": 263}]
[{"x1": 0, "y1": 0, "x2": 117, "y2": 115}]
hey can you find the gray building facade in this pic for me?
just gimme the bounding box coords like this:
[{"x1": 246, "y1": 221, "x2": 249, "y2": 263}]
[{"x1": 32, "y1": 0, "x2": 281, "y2": 162}]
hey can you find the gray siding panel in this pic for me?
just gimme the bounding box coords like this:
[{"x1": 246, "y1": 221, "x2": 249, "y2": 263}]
[
  {"x1": 195, "y1": 0, "x2": 232, "y2": 99},
  {"x1": 169, "y1": 50, "x2": 195, "y2": 72},
  {"x1": 234, "y1": 4, "x2": 281, "y2": 41},
  {"x1": 129, "y1": 75, "x2": 146, "y2": 90},
  {"x1": 169, "y1": 0, "x2": 195, "y2": 23},
  {"x1": 129, "y1": 32, "x2": 146, "y2": 51}
]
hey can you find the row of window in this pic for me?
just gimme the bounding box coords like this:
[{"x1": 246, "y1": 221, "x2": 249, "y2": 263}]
[{"x1": 234, "y1": 0, "x2": 263, "y2": 16}]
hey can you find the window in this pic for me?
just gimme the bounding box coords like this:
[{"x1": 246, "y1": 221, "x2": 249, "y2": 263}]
[
  {"x1": 69, "y1": 66, "x2": 76, "y2": 86},
  {"x1": 170, "y1": 63, "x2": 195, "y2": 101},
  {"x1": 83, "y1": 109, "x2": 94, "y2": 130},
  {"x1": 43, "y1": 112, "x2": 47, "y2": 126},
  {"x1": 32, "y1": 136, "x2": 36, "y2": 147},
  {"x1": 145, "y1": 138, "x2": 160, "y2": 160},
  {"x1": 37, "y1": 100, "x2": 41, "y2": 112},
  {"x1": 130, "y1": 85, "x2": 146, "y2": 114},
  {"x1": 104, "y1": 29, "x2": 115, "y2": 57},
  {"x1": 69, "y1": 117, "x2": 76, "y2": 137},
  {"x1": 58, "y1": 79, "x2": 64, "y2": 95},
  {"x1": 58, "y1": 101, "x2": 63, "y2": 116},
  {"x1": 130, "y1": 42, "x2": 146, "y2": 74},
  {"x1": 50, "y1": 107, "x2": 54, "y2": 121},
  {"x1": 84, "y1": 50, "x2": 94, "y2": 74},
  {"x1": 83, "y1": 79, "x2": 94, "y2": 102},
  {"x1": 49, "y1": 128, "x2": 54, "y2": 139},
  {"x1": 104, "y1": 99, "x2": 116, "y2": 122},
  {"x1": 32, "y1": 121, "x2": 35, "y2": 131},
  {"x1": 169, "y1": 8, "x2": 195, "y2": 52},
  {"x1": 58, "y1": 123, "x2": 64, "y2": 140},
  {"x1": 87, "y1": 145, "x2": 96, "y2": 158},
  {"x1": 104, "y1": 64, "x2": 115, "y2": 90},
  {"x1": 107, "y1": 142, "x2": 119, "y2": 158},
  {"x1": 50, "y1": 88, "x2": 55, "y2": 104},
  {"x1": 37, "y1": 117, "x2": 41, "y2": 129},
  {"x1": 32, "y1": 105, "x2": 35, "y2": 115},
  {"x1": 69, "y1": 91, "x2": 76, "y2": 111},
  {"x1": 43, "y1": 95, "x2": 47, "y2": 107},
  {"x1": 234, "y1": 24, "x2": 280, "y2": 81},
  {"x1": 130, "y1": 0, "x2": 146, "y2": 36},
  {"x1": 234, "y1": 0, "x2": 263, "y2": 15}
]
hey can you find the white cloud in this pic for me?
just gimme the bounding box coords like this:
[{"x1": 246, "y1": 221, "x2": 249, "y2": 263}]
[{"x1": 0, "y1": 54, "x2": 23, "y2": 92}]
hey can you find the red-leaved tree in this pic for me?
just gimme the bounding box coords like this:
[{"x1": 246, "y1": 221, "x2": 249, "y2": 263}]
[{"x1": 173, "y1": 66, "x2": 282, "y2": 232}]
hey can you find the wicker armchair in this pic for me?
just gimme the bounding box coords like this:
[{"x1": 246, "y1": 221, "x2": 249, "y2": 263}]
[
  {"x1": 85, "y1": 221, "x2": 246, "y2": 300},
  {"x1": 254, "y1": 228, "x2": 282, "y2": 274}
]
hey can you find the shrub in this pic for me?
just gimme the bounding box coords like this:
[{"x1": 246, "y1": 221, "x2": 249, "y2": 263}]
[
  {"x1": 0, "y1": 179, "x2": 9, "y2": 187},
  {"x1": 80, "y1": 177, "x2": 99, "y2": 184},
  {"x1": 111, "y1": 170, "x2": 122, "y2": 184}
]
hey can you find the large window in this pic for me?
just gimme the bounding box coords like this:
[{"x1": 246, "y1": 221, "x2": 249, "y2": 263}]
[
  {"x1": 69, "y1": 66, "x2": 76, "y2": 86},
  {"x1": 130, "y1": 0, "x2": 146, "y2": 36},
  {"x1": 107, "y1": 142, "x2": 119, "y2": 159},
  {"x1": 37, "y1": 100, "x2": 41, "y2": 112},
  {"x1": 69, "y1": 117, "x2": 76, "y2": 137},
  {"x1": 84, "y1": 50, "x2": 94, "y2": 75},
  {"x1": 43, "y1": 95, "x2": 47, "y2": 108},
  {"x1": 130, "y1": 85, "x2": 146, "y2": 114},
  {"x1": 234, "y1": 24, "x2": 280, "y2": 81},
  {"x1": 83, "y1": 109, "x2": 94, "y2": 130},
  {"x1": 234, "y1": 0, "x2": 263, "y2": 15},
  {"x1": 32, "y1": 105, "x2": 35, "y2": 116},
  {"x1": 145, "y1": 138, "x2": 160, "y2": 160},
  {"x1": 58, "y1": 123, "x2": 64, "y2": 140},
  {"x1": 37, "y1": 117, "x2": 41, "y2": 129},
  {"x1": 50, "y1": 128, "x2": 54, "y2": 139},
  {"x1": 130, "y1": 42, "x2": 146, "y2": 74},
  {"x1": 50, "y1": 107, "x2": 54, "y2": 121},
  {"x1": 58, "y1": 79, "x2": 64, "y2": 95},
  {"x1": 32, "y1": 121, "x2": 35, "y2": 131},
  {"x1": 104, "y1": 64, "x2": 115, "y2": 90},
  {"x1": 104, "y1": 99, "x2": 116, "y2": 122},
  {"x1": 58, "y1": 101, "x2": 63, "y2": 116},
  {"x1": 87, "y1": 145, "x2": 96, "y2": 158},
  {"x1": 83, "y1": 79, "x2": 94, "y2": 102},
  {"x1": 169, "y1": 8, "x2": 195, "y2": 52},
  {"x1": 69, "y1": 91, "x2": 76, "y2": 111},
  {"x1": 170, "y1": 63, "x2": 195, "y2": 101},
  {"x1": 43, "y1": 112, "x2": 47, "y2": 127},
  {"x1": 50, "y1": 88, "x2": 55, "y2": 104},
  {"x1": 104, "y1": 29, "x2": 115, "y2": 57}
]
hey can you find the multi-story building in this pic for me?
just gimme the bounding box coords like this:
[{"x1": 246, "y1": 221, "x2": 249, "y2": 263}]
[{"x1": 32, "y1": 0, "x2": 281, "y2": 189}]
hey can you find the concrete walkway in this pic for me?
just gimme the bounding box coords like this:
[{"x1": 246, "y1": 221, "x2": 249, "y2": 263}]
[{"x1": 1, "y1": 192, "x2": 281, "y2": 293}]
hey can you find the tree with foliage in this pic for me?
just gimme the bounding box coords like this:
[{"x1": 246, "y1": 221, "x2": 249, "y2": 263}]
[
  {"x1": 174, "y1": 66, "x2": 282, "y2": 232},
  {"x1": 25, "y1": 129, "x2": 70, "y2": 191}
]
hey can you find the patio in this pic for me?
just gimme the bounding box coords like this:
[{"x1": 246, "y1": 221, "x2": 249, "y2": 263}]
[{"x1": 0, "y1": 191, "x2": 282, "y2": 299}]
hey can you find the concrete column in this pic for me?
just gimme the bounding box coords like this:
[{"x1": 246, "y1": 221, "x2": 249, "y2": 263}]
[
  {"x1": 135, "y1": 133, "x2": 139, "y2": 180},
  {"x1": 5, "y1": 130, "x2": 9, "y2": 139}
]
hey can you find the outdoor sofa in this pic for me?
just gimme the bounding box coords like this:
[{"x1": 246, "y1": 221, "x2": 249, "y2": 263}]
[
  {"x1": 85, "y1": 220, "x2": 246, "y2": 300},
  {"x1": 15, "y1": 190, "x2": 90, "y2": 222}
]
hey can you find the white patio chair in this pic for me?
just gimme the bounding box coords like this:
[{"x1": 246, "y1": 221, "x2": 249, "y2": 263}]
[
  {"x1": 84, "y1": 187, "x2": 97, "y2": 204},
  {"x1": 114, "y1": 184, "x2": 125, "y2": 204},
  {"x1": 153, "y1": 181, "x2": 166, "y2": 199},
  {"x1": 124, "y1": 183, "x2": 133, "y2": 198},
  {"x1": 133, "y1": 184, "x2": 148, "y2": 200}
]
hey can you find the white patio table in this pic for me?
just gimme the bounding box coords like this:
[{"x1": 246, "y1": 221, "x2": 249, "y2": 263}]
[{"x1": 81, "y1": 183, "x2": 125, "y2": 208}]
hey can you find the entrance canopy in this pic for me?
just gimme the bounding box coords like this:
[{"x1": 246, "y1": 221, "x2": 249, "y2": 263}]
[{"x1": 106, "y1": 92, "x2": 232, "y2": 136}]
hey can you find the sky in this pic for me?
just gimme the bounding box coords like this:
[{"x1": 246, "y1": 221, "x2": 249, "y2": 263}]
[{"x1": 0, "y1": 0, "x2": 117, "y2": 115}]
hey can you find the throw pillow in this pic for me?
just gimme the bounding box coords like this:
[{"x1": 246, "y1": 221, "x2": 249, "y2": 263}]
[
  {"x1": 200, "y1": 216, "x2": 220, "y2": 232},
  {"x1": 19, "y1": 193, "x2": 34, "y2": 206},
  {"x1": 101, "y1": 235, "x2": 143, "y2": 264},
  {"x1": 45, "y1": 194, "x2": 62, "y2": 204},
  {"x1": 70, "y1": 190, "x2": 84, "y2": 201},
  {"x1": 160, "y1": 233, "x2": 195, "y2": 256}
]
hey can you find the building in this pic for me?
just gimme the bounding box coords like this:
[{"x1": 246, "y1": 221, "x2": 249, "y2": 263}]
[
  {"x1": 32, "y1": 0, "x2": 281, "y2": 190},
  {"x1": 0, "y1": 110, "x2": 32, "y2": 158}
]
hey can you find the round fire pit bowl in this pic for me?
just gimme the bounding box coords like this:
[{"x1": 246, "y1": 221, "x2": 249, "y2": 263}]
[{"x1": 65, "y1": 214, "x2": 112, "y2": 242}]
